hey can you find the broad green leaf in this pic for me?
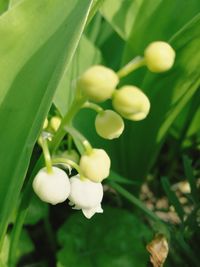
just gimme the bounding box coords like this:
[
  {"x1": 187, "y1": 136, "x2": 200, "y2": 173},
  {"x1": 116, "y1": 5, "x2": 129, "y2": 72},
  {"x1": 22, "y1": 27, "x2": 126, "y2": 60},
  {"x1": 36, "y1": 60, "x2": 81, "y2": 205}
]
[
  {"x1": 117, "y1": 14, "x2": 200, "y2": 180},
  {"x1": 101, "y1": 0, "x2": 144, "y2": 40},
  {"x1": 123, "y1": 0, "x2": 200, "y2": 60},
  {"x1": 87, "y1": 0, "x2": 105, "y2": 25},
  {"x1": 69, "y1": 5, "x2": 200, "y2": 182},
  {"x1": 57, "y1": 206, "x2": 152, "y2": 267},
  {"x1": 187, "y1": 106, "x2": 200, "y2": 137},
  {"x1": 8, "y1": 0, "x2": 20, "y2": 7},
  {"x1": 54, "y1": 35, "x2": 102, "y2": 116},
  {"x1": 0, "y1": 0, "x2": 9, "y2": 14},
  {"x1": 171, "y1": 90, "x2": 200, "y2": 143},
  {"x1": 0, "y1": 0, "x2": 92, "y2": 244}
]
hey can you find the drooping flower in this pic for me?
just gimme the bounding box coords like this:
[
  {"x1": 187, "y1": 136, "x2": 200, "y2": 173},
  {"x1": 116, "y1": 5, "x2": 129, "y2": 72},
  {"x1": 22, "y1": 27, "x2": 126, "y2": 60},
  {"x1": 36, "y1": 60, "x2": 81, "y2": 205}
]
[
  {"x1": 32, "y1": 166, "x2": 70, "y2": 205},
  {"x1": 95, "y1": 110, "x2": 124, "y2": 139},
  {"x1": 77, "y1": 65, "x2": 119, "y2": 102},
  {"x1": 79, "y1": 148, "x2": 111, "y2": 183},
  {"x1": 68, "y1": 175, "x2": 103, "y2": 219}
]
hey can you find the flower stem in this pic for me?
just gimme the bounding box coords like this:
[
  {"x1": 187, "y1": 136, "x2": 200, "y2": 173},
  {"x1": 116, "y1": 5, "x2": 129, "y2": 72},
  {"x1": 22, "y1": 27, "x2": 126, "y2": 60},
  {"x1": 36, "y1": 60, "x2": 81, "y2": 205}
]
[
  {"x1": 117, "y1": 56, "x2": 146, "y2": 78},
  {"x1": 64, "y1": 125, "x2": 93, "y2": 155},
  {"x1": 82, "y1": 101, "x2": 103, "y2": 113},
  {"x1": 50, "y1": 96, "x2": 86, "y2": 152},
  {"x1": 67, "y1": 134, "x2": 73, "y2": 152},
  {"x1": 52, "y1": 157, "x2": 82, "y2": 174},
  {"x1": 40, "y1": 137, "x2": 53, "y2": 174}
]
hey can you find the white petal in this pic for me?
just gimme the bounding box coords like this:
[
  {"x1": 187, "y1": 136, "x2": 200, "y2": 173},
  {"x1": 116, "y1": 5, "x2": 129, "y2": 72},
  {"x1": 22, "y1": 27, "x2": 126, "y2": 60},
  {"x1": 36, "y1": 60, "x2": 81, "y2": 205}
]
[
  {"x1": 69, "y1": 175, "x2": 103, "y2": 209},
  {"x1": 82, "y1": 205, "x2": 103, "y2": 219}
]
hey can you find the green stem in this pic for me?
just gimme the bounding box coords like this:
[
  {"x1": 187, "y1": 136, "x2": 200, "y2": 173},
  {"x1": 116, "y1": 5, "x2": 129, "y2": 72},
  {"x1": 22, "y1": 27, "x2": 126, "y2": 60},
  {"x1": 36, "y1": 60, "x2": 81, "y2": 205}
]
[
  {"x1": 110, "y1": 181, "x2": 161, "y2": 222},
  {"x1": 50, "y1": 96, "x2": 86, "y2": 152},
  {"x1": 67, "y1": 134, "x2": 73, "y2": 152},
  {"x1": 117, "y1": 56, "x2": 145, "y2": 78},
  {"x1": 64, "y1": 125, "x2": 93, "y2": 155},
  {"x1": 52, "y1": 157, "x2": 82, "y2": 175},
  {"x1": 82, "y1": 101, "x2": 103, "y2": 113},
  {"x1": 40, "y1": 137, "x2": 53, "y2": 174}
]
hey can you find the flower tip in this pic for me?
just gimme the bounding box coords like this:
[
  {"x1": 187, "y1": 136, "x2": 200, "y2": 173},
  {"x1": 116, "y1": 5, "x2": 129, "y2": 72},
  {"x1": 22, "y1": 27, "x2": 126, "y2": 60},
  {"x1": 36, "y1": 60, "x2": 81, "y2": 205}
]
[
  {"x1": 144, "y1": 41, "x2": 175, "y2": 73},
  {"x1": 82, "y1": 205, "x2": 103, "y2": 219}
]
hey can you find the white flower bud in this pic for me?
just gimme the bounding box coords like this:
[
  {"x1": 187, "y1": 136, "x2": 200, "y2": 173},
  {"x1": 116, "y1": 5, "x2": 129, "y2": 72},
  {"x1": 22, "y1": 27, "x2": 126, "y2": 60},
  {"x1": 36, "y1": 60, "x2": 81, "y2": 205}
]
[
  {"x1": 144, "y1": 41, "x2": 175, "y2": 72},
  {"x1": 50, "y1": 116, "x2": 61, "y2": 132},
  {"x1": 77, "y1": 65, "x2": 119, "y2": 102},
  {"x1": 95, "y1": 110, "x2": 124, "y2": 139},
  {"x1": 80, "y1": 148, "x2": 111, "y2": 182},
  {"x1": 69, "y1": 175, "x2": 103, "y2": 219},
  {"x1": 32, "y1": 167, "x2": 70, "y2": 205},
  {"x1": 112, "y1": 85, "x2": 150, "y2": 121}
]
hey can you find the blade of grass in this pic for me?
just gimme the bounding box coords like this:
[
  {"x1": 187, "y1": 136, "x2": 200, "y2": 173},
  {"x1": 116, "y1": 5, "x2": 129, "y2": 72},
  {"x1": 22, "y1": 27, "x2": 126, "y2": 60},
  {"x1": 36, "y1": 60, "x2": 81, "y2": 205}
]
[
  {"x1": 110, "y1": 181, "x2": 161, "y2": 222},
  {"x1": 183, "y1": 156, "x2": 199, "y2": 204},
  {"x1": 161, "y1": 177, "x2": 185, "y2": 222}
]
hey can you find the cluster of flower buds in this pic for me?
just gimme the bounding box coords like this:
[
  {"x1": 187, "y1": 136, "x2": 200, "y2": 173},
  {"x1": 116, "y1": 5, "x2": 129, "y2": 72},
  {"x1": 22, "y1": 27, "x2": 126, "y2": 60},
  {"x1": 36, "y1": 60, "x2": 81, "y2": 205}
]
[
  {"x1": 33, "y1": 41, "x2": 175, "y2": 219},
  {"x1": 77, "y1": 41, "x2": 175, "y2": 139},
  {"x1": 42, "y1": 116, "x2": 61, "y2": 132}
]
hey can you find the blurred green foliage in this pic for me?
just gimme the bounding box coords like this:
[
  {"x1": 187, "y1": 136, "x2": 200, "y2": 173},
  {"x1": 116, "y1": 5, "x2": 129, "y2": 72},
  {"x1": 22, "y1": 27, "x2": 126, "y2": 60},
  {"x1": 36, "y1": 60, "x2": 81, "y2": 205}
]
[{"x1": 56, "y1": 206, "x2": 152, "y2": 267}]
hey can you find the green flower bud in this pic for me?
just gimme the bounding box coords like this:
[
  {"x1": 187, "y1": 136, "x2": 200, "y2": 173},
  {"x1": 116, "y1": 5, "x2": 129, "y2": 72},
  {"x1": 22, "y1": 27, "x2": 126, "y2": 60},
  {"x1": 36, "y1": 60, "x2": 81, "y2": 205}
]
[
  {"x1": 112, "y1": 86, "x2": 150, "y2": 121},
  {"x1": 144, "y1": 41, "x2": 175, "y2": 72},
  {"x1": 77, "y1": 65, "x2": 119, "y2": 102},
  {"x1": 79, "y1": 148, "x2": 111, "y2": 182},
  {"x1": 95, "y1": 110, "x2": 124, "y2": 139},
  {"x1": 43, "y1": 118, "x2": 48, "y2": 129},
  {"x1": 50, "y1": 116, "x2": 61, "y2": 132}
]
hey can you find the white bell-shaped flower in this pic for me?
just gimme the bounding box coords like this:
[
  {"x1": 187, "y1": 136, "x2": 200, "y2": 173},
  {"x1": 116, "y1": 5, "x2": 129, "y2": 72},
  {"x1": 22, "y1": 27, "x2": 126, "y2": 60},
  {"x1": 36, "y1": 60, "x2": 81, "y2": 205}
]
[
  {"x1": 68, "y1": 175, "x2": 103, "y2": 219},
  {"x1": 79, "y1": 148, "x2": 111, "y2": 183},
  {"x1": 144, "y1": 41, "x2": 175, "y2": 73},
  {"x1": 32, "y1": 166, "x2": 70, "y2": 205},
  {"x1": 95, "y1": 110, "x2": 124, "y2": 139}
]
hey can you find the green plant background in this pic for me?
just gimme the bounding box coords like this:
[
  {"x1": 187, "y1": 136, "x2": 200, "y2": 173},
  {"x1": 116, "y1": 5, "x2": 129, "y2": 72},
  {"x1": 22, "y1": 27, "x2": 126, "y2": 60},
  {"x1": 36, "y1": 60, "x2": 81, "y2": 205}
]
[{"x1": 0, "y1": 0, "x2": 200, "y2": 266}]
